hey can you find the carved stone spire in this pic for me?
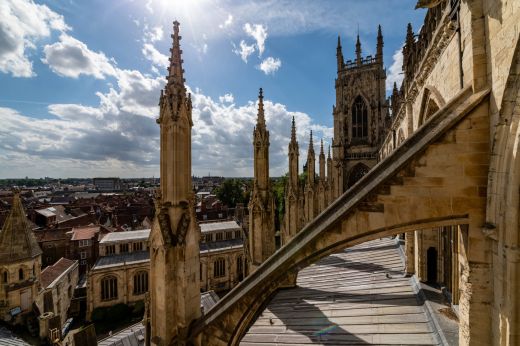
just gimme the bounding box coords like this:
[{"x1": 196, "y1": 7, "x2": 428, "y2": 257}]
[
  {"x1": 249, "y1": 88, "x2": 275, "y2": 272},
  {"x1": 288, "y1": 116, "x2": 299, "y2": 190},
  {"x1": 149, "y1": 21, "x2": 200, "y2": 346},
  {"x1": 336, "y1": 35, "x2": 344, "y2": 71},
  {"x1": 356, "y1": 34, "x2": 362, "y2": 66},
  {"x1": 319, "y1": 138, "x2": 326, "y2": 180},
  {"x1": 376, "y1": 25, "x2": 384, "y2": 64},
  {"x1": 166, "y1": 20, "x2": 185, "y2": 96},
  {"x1": 256, "y1": 88, "x2": 266, "y2": 129},
  {"x1": 307, "y1": 131, "x2": 315, "y2": 186}
]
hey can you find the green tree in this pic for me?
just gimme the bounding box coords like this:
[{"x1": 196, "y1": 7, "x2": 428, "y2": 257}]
[{"x1": 215, "y1": 179, "x2": 247, "y2": 208}]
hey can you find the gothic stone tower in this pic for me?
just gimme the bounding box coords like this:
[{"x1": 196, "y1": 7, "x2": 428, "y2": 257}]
[
  {"x1": 332, "y1": 27, "x2": 388, "y2": 198},
  {"x1": 282, "y1": 117, "x2": 300, "y2": 245},
  {"x1": 248, "y1": 88, "x2": 276, "y2": 272},
  {"x1": 148, "y1": 21, "x2": 200, "y2": 346}
]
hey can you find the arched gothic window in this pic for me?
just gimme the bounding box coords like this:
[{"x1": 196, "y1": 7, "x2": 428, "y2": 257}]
[
  {"x1": 18, "y1": 268, "x2": 24, "y2": 281},
  {"x1": 101, "y1": 276, "x2": 118, "y2": 301},
  {"x1": 3, "y1": 271, "x2": 7, "y2": 283},
  {"x1": 214, "y1": 258, "x2": 225, "y2": 278},
  {"x1": 351, "y1": 96, "x2": 368, "y2": 140},
  {"x1": 133, "y1": 271, "x2": 148, "y2": 295},
  {"x1": 347, "y1": 163, "x2": 370, "y2": 188}
]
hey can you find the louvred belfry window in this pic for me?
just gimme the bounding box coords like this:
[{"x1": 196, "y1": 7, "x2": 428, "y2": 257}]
[{"x1": 352, "y1": 96, "x2": 368, "y2": 139}]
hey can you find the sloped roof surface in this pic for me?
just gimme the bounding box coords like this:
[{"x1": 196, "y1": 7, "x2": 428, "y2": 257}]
[{"x1": 0, "y1": 193, "x2": 42, "y2": 263}]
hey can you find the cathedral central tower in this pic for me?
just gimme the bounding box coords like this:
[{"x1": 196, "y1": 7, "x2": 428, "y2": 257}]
[{"x1": 332, "y1": 28, "x2": 388, "y2": 198}]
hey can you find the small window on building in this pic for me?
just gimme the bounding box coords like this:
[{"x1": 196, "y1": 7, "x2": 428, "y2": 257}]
[
  {"x1": 120, "y1": 243, "x2": 129, "y2": 253},
  {"x1": 3, "y1": 271, "x2": 7, "y2": 283},
  {"x1": 133, "y1": 242, "x2": 143, "y2": 252},
  {"x1": 203, "y1": 215, "x2": 208, "y2": 220},
  {"x1": 68, "y1": 286, "x2": 72, "y2": 298},
  {"x1": 214, "y1": 258, "x2": 225, "y2": 278},
  {"x1": 79, "y1": 239, "x2": 90, "y2": 247},
  {"x1": 80, "y1": 251, "x2": 87, "y2": 260},
  {"x1": 216, "y1": 232, "x2": 223, "y2": 241},
  {"x1": 225, "y1": 232, "x2": 232, "y2": 240},
  {"x1": 200, "y1": 263, "x2": 203, "y2": 280},
  {"x1": 18, "y1": 268, "x2": 24, "y2": 281},
  {"x1": 106, "y1": 245, "x2": 116, "y2": 255},
  {"x1": 205, "y1": 234, "x2": 212, "y2": 242},
  {"x1": 133, "y1": 271, "x2": 148, "y2": 295},
  {"x1": 234, "y1": 230, "x2": 241, "y2": 239},
  {"x1": 80, "y1": 260, "x2": 87, "y2": 265},
  {"x1": 218, "y1": 213, "x2": 223, "y2": 218},
  {"x1": 101, "y1": 276, "x2": 118, "y2": 301}
]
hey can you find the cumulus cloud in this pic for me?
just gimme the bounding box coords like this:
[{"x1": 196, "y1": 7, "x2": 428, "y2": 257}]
[
  {"x1": 258, "y1": 57, "x2": 282, "y2": 75},
  {"x1": 219, "y1": 93, "x2": 234, "y2": 104},
  {"x1": 42, "y1": 34, "x2": 118, "y2": 79},
  {"x1": 189, "y1": 88, "x2": 331, "y2": 176},
  {"x1": 233, "y1": 40, "x2": 255, "y2": 63},
  {"x1": 143, "y1": 25, "x2": 163, "y2": 43},
  {"x1": 0, "y1": 81, "x2": 331, "y2": 177},
  {"x1": 244, "y1": 23, "x2": 267, "y2": 56},
  {"x1": 386, "y1": 48, "x2": 404, "y2": 91},
  {"x1": 0, "y1": 0, "x2": 70, "y2": 77},
  {"x1": 219, "y1": 14, "x2": 233, "y2": 29},
  {"x1": 142, "y1": 43, "x2": 169, "y2": 69},
  {"x1": 142, "y1": 25, "x2": 169, "y2": 70}
]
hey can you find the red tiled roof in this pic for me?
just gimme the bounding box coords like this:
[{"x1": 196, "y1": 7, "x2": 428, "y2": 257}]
[
  {"x1": 70, "y1": 226, "x2": 99, "y2": 241},
  {"x1": 40, "y1": 257, "x2": 77, "y2": 288}
]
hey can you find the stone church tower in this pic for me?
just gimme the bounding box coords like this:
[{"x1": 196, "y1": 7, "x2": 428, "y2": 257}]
[
  {"x1": 332, "y1": 27, "x2": 388, "y2": 198},
  {"x1": 282, "y1": 117, "x2": 300, "y2": 245},
  {"x1": 248, "y1": 88, "x2": 276, "y2": 272},
  {"x1": 147, "y1": 21, "x2": 201, "y2": 346}
]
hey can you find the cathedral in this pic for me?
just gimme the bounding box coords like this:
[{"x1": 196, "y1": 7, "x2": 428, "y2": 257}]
[{"x1": 148, "y1": 0, "x2": 520, "y2": 344}]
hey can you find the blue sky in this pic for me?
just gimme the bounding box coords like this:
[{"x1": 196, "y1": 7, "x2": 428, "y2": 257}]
[{"x1": 0, "y1": 0, "x2": 425, "y2": 178}]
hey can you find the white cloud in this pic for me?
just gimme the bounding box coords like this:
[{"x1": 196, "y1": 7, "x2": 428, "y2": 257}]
[
  {"x1": 0, "y1": 0, "x2": 70, "y2": 77},
  {"x1": 143, "y1": 25, "x2": 163, "y2": 43},
  {"x1": 386, "y1": 48, "x2": 404, "y2": 91},
  {"x1": 233, "y1": 40, "x2": 255, "y2": 63},
  {"x1": 219, "y1": 14, "x2": 233, "y2": 29},
  {"x1": 244, "y1": 23, "x2": 267, "y2": 56},
  {"x1": 189, "y1": 88, "x2": 331, "y2": 176},
  {"x1": 258, "y1": 57, "x2": 282, "y2": 75},
  {"x1": 219, "y1": 93, "x2": 234, "y2": 103},
  {"x1": 0, "y1": 81, "x2": 332, "y2": 178},
  {"x1": 145, "y1": 0, "x2": 153, "y2": 14},
  {"x1": 42, "y1": 34, "x2": 118, "y2": 79},
  {"x1": 142, "y1": 43, "x2": 169, "y2": 69}
]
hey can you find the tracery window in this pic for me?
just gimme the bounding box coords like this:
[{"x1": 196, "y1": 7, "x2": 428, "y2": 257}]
[
  {"x1": 351, "y1": 96, "x2": 368, "y2": 140},
  {"x1": 347, "y1": 163, "x2": 370, "y2": 188},
  {"x1": 133, "y1": 271, "x2": 148, "y2": 295},
  {"x1": 214, "y1": 258, "x2": 225, "y2": 278},
  {"x1": 101, "y1": 276, "x2": 118, "y2": 301}
]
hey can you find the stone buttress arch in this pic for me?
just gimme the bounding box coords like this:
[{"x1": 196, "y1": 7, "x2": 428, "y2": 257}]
[{"x1": 188, "y1": 86, "x2": 491, "y2": 346}]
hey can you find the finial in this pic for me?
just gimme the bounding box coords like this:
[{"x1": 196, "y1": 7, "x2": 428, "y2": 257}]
[
  {"x1": 337, "y1": 35, "x2": 342, "y2": 49},
  {"x1": 328, "y1": 145, "x2": 331, "y2": 159},
  {"x1": 291, "y1": 116, "x2": 297, "y2": 142},
  {"x1": 257, "y1": 88, "x2": 265, "y2": 126},
  {"x1": 308, "y1": 130, "x2": 314, "y2": 152},
  {"x1": 336, "y1": 35, "x2": 344, "y2": 71},
  {"x1": 356, "y1": 34, "x2": 362, "y2": 66},
  {"x1": 320, "y1": 138, "x2": 324, "y2": 155},
  {"x1": 166, "y1": 20, "x2": 186, "y2": 95},
  {"x1": 406, "y1": 23, "x2": 414, "y2": 46}
]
